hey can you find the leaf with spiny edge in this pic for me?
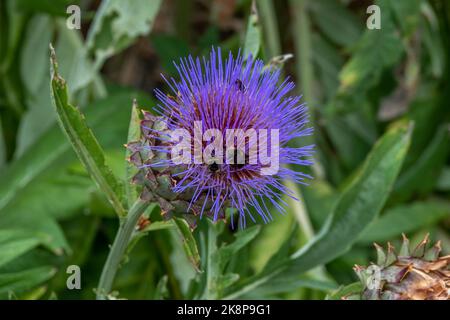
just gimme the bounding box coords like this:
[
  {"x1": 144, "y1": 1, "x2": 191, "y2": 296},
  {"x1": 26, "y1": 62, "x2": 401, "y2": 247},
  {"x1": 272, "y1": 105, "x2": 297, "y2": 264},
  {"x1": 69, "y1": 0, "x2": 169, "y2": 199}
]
[
  {"x1": 412, "y1": 233, "x2": 429, "y2": 258},
  {"x1": 49, "y1": 44, "x2": 126, "y2": 217},
  {"x1": 399, "y1": 233, "x2": 410, "y2": 257},
  {"x1": 385, "y1": 242, "x2": 397, "y2": 266},
  {"x1": 125, "y1": 99, "x2": 143, "y2": 207}
]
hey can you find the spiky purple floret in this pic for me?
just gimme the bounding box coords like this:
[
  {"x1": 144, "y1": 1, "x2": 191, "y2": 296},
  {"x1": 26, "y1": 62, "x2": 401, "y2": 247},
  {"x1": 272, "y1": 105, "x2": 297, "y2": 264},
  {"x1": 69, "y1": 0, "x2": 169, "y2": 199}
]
[{"x1": 148, "y1": 48, "x2": 313, "y2": 228}]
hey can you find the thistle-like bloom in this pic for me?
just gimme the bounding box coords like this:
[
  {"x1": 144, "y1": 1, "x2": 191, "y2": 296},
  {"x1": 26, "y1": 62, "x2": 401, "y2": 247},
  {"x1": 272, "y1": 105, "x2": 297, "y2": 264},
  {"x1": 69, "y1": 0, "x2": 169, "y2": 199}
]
[{"x1": 129, "y1": 48, "x2": 313, "y2": 228}]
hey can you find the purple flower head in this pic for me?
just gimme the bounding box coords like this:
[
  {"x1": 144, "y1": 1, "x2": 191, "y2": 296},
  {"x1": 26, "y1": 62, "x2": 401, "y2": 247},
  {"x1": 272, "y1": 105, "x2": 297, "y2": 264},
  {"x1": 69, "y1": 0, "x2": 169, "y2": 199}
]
[{"x1": 140, "y1": 48, "x2": 313, "y2": 228}]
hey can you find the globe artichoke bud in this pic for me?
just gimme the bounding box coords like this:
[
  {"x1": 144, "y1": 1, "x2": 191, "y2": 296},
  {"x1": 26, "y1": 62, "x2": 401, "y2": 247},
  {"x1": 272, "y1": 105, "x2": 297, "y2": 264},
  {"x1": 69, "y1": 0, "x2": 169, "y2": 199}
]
[
  {"x1": 126, "y1": 48, "x2": 313, "y2": 228},
  {"x1": 350, "y1": 234, "x2": 450, "y2": 300}
]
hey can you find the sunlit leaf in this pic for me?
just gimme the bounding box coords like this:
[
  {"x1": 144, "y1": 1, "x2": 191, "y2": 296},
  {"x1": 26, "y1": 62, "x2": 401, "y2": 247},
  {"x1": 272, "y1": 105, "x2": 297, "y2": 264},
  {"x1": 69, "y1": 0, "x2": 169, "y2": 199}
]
[{"x1": 0, "y1": 230, "x2": 42, "y2": 268}]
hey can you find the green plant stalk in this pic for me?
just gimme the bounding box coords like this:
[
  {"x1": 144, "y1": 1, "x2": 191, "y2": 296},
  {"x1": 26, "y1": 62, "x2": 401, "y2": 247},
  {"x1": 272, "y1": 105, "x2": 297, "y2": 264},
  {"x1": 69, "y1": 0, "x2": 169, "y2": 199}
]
[
  {"x1": 257, "y1": 0, "x2": 281, "y2": 58},
  {"x1": 96, "y1": 199, "x2": 150, "y2": 299}
]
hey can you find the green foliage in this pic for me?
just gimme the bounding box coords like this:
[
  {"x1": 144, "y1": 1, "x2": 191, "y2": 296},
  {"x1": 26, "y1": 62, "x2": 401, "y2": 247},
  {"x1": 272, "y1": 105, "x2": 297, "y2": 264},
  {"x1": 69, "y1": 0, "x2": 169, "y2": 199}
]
[
  {"x1": 326, "y1": 282, "x2": 362, "y2": 300},
  {"x1": 125, "y1": 101, "x2": 141, "y2": 207},
  {"x1": 224, "y1": 122, "x2": 412, "y2": 298},
  {"x1": 336, "y1": 1, "x2": 404, "y2": 110},
  {"x1": 151, "y1": 34, "x2": 190, "y2": 76},
  {"x1": 0, "y1": 230, "x2": 43, "y2": 268},
  {"x1": 195, "y1": 221, "x2": 261, "y2": 299},
  {"x1": 1, "y1": 0, "x2": 449, "y2": 300},
  {"x1": 0, "y1": 266, "x2": 56, "y2": 297},
  {"x1": 359, "y1": 200, "x2": 450, "y2": 243},
  {"x1": 173, "y1": 218, "x2": 201, "y2": 272}
]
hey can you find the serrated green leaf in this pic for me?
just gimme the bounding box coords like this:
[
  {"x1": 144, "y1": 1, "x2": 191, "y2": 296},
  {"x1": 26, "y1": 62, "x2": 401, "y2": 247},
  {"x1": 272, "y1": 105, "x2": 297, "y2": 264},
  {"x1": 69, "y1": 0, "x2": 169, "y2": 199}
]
[
  {"x1": 337, "y1": 0, "x2": 403, "y2": 105},
  {"x1": 311, "y1": 34, "x2": 343, "y2": 99},
  {"x1": 394, "y1": 124, "x2": 450, "y2": 200},
  {"x1": 49, "y1": 46, "x2": 126, "y2": 217}
]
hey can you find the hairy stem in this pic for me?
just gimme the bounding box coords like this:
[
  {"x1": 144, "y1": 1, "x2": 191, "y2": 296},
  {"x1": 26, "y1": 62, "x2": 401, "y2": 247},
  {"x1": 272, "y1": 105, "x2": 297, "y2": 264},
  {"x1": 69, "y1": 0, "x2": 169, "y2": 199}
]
[{"x1": 96, "y1": 199, "x2": 149, "y2": 299}]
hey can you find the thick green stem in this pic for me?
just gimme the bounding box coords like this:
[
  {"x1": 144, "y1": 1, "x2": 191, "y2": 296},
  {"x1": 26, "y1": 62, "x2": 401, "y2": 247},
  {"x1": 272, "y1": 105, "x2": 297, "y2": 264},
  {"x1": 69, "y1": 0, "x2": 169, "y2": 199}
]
[{"x1": 96, "y1": 200, "x2": 149, "y2": 299}]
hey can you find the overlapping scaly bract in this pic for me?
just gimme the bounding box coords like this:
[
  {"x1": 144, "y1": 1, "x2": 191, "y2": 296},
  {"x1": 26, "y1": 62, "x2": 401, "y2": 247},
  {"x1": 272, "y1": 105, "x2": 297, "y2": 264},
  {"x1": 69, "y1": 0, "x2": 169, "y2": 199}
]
[{"x1": 350, "y1": 234, "x2": 450, "y2": 300}]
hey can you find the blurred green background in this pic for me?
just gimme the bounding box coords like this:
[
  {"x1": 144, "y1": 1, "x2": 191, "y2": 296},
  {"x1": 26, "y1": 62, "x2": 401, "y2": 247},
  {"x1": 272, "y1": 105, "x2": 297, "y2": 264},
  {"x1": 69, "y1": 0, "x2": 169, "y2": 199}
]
[{"x1": 0, "y1": 0, "x2": 449, "y2": 300}]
